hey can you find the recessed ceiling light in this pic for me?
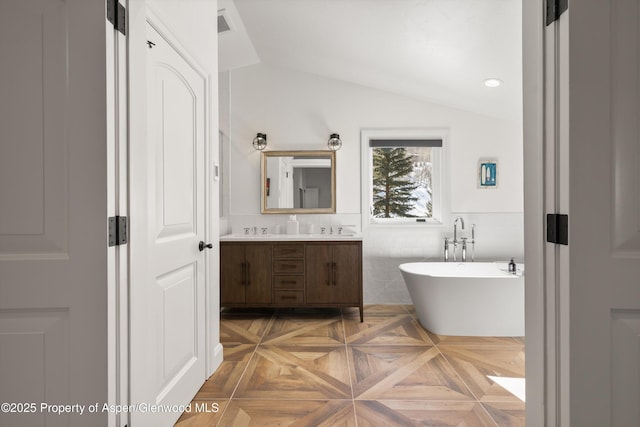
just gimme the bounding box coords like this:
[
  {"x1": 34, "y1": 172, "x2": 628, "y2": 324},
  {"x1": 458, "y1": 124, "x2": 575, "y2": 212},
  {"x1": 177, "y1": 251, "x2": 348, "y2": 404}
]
[{"x1": 483, "y1": 78, "x2": 503, "y2": 88}]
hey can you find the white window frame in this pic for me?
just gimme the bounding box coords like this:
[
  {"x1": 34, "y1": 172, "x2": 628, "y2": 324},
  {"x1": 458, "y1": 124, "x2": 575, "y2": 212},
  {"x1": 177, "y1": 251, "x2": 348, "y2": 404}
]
[{"x1": 361, "y1": 128, "x2": 449, "y2": 229}]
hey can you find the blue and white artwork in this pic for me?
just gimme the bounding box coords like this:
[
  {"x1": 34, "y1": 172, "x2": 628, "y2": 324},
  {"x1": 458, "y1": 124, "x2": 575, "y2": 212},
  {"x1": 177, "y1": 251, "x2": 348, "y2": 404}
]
[{"x1": 478, "y1": 159, "x2": 498, "y2": 188}]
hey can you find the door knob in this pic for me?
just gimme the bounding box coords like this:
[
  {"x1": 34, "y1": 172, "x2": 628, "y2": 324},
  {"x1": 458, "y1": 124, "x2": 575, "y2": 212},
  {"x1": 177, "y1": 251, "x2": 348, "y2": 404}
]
[{"x1": 198, "y1": 241, "x2": 213, "y2": 251}]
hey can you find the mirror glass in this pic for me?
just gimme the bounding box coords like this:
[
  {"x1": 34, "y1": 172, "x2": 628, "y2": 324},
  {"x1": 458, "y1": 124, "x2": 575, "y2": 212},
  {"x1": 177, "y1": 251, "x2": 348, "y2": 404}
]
[{"x1": 261, "y1": 150, "x2": 336, "y2": 214}]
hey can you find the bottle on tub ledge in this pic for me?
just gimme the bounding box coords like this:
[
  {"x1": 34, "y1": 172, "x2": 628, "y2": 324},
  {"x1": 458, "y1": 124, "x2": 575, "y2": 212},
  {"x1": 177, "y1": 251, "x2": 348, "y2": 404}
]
[
  {"x1": 286, "y1": 215, "x2": 299, "y2": 235},
  {"x1": 508, "y1": 258, "x2": 517, "y2": 274}
]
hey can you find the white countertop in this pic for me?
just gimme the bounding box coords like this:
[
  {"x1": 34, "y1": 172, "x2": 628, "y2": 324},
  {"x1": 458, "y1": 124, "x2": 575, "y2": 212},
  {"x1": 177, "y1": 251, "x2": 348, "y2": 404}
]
[{"x1": 220, "y1": 233, "x2": 362, "y2": 242}]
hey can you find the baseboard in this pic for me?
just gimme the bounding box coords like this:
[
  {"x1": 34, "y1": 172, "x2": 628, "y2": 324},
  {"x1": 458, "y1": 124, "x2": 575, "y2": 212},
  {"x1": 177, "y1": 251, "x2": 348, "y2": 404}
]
[{"x1": 207, "y1": 342, "x2": 224, "y2": 377}]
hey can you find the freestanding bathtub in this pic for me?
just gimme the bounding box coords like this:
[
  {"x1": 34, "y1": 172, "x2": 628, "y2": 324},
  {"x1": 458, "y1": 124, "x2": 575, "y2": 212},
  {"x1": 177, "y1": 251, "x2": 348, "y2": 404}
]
[{"x1": 399, "y1": 262, "x2": 524, "y2": 336}]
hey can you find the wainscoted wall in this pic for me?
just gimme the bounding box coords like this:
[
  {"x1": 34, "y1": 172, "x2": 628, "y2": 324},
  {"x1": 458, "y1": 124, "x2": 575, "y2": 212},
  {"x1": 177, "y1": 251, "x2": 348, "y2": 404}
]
[{"x1": 220, "y1": 63, "x2": 523, "y2": 304}]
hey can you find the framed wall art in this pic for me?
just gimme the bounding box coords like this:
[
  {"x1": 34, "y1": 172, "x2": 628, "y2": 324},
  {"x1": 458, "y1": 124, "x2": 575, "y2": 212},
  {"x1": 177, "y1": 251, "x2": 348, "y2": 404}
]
[{"x1": 478, "y1": 158, "x2": 498, "y2": 188}]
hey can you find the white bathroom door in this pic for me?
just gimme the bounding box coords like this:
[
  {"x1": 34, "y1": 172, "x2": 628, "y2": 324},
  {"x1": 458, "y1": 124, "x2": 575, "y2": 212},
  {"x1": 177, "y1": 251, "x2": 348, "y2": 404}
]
[
  {"x1": 553, "y1": 1, "x2": 640, "y2": 426},
  {"x1": 0, "y1": 0, "x2": 109, "y2": 426},
  {"x1": 128, "y1": 18, "x2": 207, "y2": 427}
]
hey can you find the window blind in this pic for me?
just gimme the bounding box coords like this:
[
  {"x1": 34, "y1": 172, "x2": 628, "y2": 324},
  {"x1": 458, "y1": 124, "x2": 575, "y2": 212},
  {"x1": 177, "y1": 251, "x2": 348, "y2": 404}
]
[{"x1": 369, "y1": 139, "x2": 442, "y2": 148}]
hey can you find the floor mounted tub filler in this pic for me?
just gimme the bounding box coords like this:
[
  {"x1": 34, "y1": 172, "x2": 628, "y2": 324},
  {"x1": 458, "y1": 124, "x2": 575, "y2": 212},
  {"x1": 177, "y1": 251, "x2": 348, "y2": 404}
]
[{"x1": 399, "y1": 262, "x2": 524, "y2": 336}]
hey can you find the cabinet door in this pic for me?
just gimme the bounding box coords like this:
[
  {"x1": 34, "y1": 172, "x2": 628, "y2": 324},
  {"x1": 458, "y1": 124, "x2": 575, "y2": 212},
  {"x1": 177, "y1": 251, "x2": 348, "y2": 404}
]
[
  {"x1": 220, "y1": 244, "x2": 245, "y2": 304},
  {"x1": 332, "y1": 244, "x2": 361, "y2": 303},
  {"x1": 245, "y1": 244, "x2": 272, "y2": 304},
  {"x1": 305, "y1": 244, "x2": 333, "y2": 303}
]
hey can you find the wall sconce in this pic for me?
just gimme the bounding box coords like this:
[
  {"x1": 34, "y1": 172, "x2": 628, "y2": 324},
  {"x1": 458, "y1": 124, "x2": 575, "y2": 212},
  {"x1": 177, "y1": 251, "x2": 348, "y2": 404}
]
[
  {"x1": 252, "y1": 132, "x2": 267, "y2": 150},
  {"x1": 327, "y1": 133, "x2": 342, "y2": 151}
]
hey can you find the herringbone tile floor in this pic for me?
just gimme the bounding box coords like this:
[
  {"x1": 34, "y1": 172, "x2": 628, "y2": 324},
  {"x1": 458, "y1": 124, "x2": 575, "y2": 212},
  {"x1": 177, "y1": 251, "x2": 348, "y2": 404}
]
[{"x1": 175, "y1": 305, "x2": 525, "y2": 426}]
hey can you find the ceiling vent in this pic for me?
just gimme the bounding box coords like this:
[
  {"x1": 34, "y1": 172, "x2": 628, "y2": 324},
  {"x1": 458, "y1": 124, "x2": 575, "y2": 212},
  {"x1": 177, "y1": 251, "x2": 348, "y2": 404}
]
[{"x1": 217, "y1": 10, "x2": 232, "y2": 33}]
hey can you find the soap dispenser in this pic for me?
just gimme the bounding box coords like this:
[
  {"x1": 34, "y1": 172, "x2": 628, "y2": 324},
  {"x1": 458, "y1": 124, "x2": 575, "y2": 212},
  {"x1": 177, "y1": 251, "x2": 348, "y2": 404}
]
[{"x1": 508, "y1": 258, "x2": 517, "y2": 274}]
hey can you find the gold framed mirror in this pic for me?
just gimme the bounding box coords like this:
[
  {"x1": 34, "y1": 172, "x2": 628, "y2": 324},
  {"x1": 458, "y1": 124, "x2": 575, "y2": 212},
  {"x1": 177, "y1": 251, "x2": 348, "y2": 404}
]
[{"x1": 261, "y1": 150, "x2": 336, "y2": 214}]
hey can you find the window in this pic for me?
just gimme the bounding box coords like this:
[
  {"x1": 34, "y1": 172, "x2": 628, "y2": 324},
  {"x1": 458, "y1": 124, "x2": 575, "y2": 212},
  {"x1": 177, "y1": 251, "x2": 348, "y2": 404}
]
[{"x1": 361, "y1": 129, "x2": 447, "y2": 226}]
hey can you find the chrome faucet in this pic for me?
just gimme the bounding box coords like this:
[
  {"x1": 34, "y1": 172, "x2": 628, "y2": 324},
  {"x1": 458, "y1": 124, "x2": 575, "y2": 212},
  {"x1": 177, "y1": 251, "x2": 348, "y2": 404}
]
[
  {"x1": 471, "y1": 224, "x2": 476, "y2": 262},
  {"x1": 461, "y1": 237, "x2": 468, "y2": 262},
  {"x1": 444, "y1": 237, "x2": 450, "y2": 262},
  {"x1": 453, "y1": 217, "x2": 465, "y2": 261},
  {"x1": 453, "y1": 217, "x2": 465, "y2": 242}
]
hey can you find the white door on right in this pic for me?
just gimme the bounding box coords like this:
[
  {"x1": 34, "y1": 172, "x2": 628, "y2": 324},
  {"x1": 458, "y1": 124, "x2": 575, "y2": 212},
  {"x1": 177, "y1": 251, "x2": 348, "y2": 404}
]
[{"x1": 562, "y1": 1, "x2": 640, "y2": 426}]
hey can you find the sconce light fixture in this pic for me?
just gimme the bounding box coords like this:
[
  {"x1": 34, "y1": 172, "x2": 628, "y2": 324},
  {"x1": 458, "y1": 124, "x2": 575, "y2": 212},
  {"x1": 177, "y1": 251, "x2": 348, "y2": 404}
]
[
  {"x1": 252, "y1": 132, "x2": 267, "y2": 150},
  {"x1": 327, "y1": 133, "x2": 342, "y2": 151}
]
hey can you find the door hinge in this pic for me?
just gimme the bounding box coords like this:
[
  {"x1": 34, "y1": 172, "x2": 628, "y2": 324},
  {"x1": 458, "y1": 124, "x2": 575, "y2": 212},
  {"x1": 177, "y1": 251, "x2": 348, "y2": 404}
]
[
  {"x1": 546, "y1": 213, "x2": 568, "y2": 245},
  {"x1": 107, "y1": 0, "x2": 127, "y2": 35},
  {"x1": 546, "y1": 0, "x2": 568, "y2": 26},
  {"x1": 108, "y1": 216, "x2": 128, "y2": 247}
]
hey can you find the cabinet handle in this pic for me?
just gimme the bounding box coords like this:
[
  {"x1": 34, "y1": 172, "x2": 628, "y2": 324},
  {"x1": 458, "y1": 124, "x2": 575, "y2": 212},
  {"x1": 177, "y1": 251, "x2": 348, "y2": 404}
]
[
  {"x1": 280, "y1": 280, "x2": 297, "y2": 285},
  {"x1": 326, "y1": 263, "x2": 331, "y2": 286},
  {"x1": 332, "y1": 262, "x2": 337, "y2": 286},
  {"x1": 241, "y1": 262, "x2": 246, "y2": 286},
  {"x1": 246, "y1": 263, "x2": 251, "y2": 286},
  {"x1": 280, "y1": 296, "x2": 297, "y2": 300}
]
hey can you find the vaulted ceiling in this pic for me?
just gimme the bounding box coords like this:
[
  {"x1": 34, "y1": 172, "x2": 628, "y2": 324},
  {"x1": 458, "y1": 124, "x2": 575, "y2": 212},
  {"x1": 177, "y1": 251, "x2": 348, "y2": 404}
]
[{"x1": 219, "y1": 0, "x2": 522, "y2": 121}]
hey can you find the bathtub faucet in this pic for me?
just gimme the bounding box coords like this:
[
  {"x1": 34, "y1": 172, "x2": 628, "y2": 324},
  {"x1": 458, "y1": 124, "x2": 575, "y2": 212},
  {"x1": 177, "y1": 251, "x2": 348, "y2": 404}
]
[
  {"x1": 454, "y1": 217, "x2": 465, "y2": 241},
  {"x1": 444, "y1": 238, "x2": 450, "y2": 262},
  {"x1": 461, "y1": 238, "x2": 468, "y2": 262},
  {"x1": 453, "y1": 217, "x2": 465, "y2": 261},
  {"x1": 471, "y1": 224, "x2": 476, "y2": 262}
]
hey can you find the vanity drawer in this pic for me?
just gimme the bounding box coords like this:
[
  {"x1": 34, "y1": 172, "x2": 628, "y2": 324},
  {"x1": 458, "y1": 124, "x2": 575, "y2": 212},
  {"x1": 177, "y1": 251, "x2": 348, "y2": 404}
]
[
  {"x1": 273, "y1": 275, "x2": 304, "y2": 290},
  {"x1": 273, "y1": 259, "x2": 304, "y2": 274},
  {"x1": 274, "y1": 290, "x2": 304, "y2": 305},
  {"x1": 273, "y1": 244, "x2": 304, "y2": 259}
]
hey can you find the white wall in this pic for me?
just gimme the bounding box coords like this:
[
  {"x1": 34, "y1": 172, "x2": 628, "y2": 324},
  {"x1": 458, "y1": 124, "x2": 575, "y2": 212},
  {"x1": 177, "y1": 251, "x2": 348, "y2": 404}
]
[
  {"x1": 223, "y1": 63, "x2": 524, "y2": 303},
  {"x1": 219, "y1": 71, "x2": 231, "y2": 234},
  {"x1": 148, "y1": 0, "x2": 219, "y2": 70}
]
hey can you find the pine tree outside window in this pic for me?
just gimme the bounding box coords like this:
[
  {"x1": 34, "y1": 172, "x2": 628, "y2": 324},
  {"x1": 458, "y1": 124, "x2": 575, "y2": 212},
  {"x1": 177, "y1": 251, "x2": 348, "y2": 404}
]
[
  {"x1": 371, "y1": 144, "x2": 437, "y2": 220},
  {"x1": 361, "y1": 129, "x2": 446, "y2": 226}
]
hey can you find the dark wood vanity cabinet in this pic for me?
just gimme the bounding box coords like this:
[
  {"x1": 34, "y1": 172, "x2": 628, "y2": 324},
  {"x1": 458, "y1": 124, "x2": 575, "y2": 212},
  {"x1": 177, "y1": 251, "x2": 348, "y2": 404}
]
[
  {"x1": 220, "y1": 240, "x2": 363, "y2": 321},
  {"x1": 305, "y1": 243, "x2": 362, "y2": 306},
  {"x1": 220, "y1": 243, "x2": 272, "y2": 305}
]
